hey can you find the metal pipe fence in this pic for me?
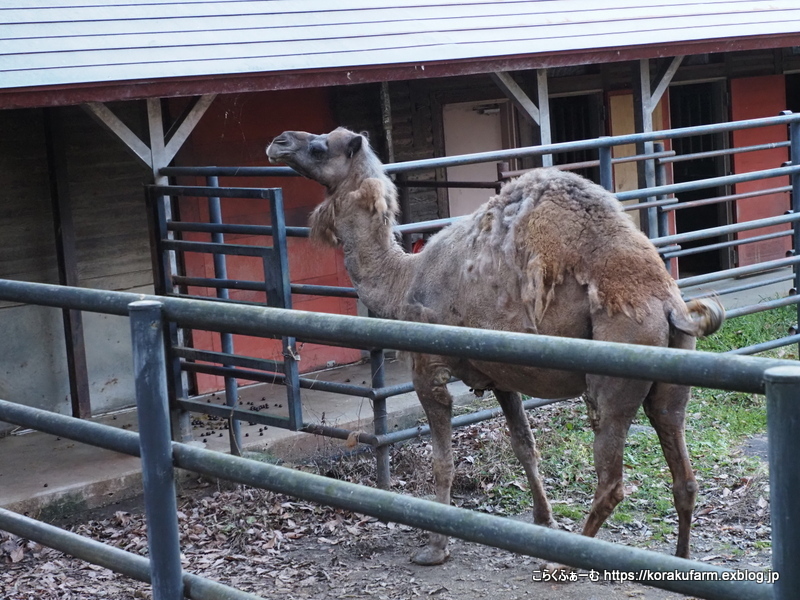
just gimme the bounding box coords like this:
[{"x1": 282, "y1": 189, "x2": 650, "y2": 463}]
[{"x1": 0, "y1": 280, "x2": 797, "y2": 599}]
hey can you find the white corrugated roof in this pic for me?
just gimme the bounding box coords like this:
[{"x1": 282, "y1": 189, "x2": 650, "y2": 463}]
[{"x1": 2, "y1": 0, "x2": 800, "y2": 92}]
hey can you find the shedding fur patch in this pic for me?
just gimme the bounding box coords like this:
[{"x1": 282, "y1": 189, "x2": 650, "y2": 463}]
[
  {"x1": 465, "y1": 169, "x2": 677, "y2": 324},
  {"x1": 308, "y1": 199, "x2": 338, "y2": 246},
  {"x1": 309, "y1": 176, "x2": 399, "y2": 248}
]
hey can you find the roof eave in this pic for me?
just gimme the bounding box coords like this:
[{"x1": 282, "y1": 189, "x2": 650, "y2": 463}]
[{"x1": 3, "y1": 33, "x2": 799, "y2": 110}]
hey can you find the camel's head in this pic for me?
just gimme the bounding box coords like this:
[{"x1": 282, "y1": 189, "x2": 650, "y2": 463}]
[{"x1": 267, "y1": 127, "x2": 378, "y2": 191}]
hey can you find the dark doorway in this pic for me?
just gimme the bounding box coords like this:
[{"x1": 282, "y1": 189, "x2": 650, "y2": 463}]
[
  {"x1": 787, "y1": 73, "x2": 800, "y2": 113},
  {"x1": 550, "y1": 93, "x2": 604, "y2": 183},
  {"x1": 669, "y1": 82, "x2": 729, "y2": 276}
]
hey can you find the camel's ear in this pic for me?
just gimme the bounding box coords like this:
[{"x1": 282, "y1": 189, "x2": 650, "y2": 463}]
[{"x1": 346, "y1": 134, "x2": 363, "y2": 158}]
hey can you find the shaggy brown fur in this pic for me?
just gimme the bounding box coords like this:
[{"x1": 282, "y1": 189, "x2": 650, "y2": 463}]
[{"x1": 267, "y1": 127, "x2": 724, "y2": 567}]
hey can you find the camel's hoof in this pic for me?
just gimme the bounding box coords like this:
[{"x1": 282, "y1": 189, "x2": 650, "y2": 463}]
[
  {"x1": 536, "y1": 517, "x2": 558, "y2": 529},
  {"x1": 411, "y1": 546, "x2": 450, "y2": 566}
]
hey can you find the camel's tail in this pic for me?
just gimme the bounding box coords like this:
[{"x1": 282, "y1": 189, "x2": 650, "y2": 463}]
[{"x1": 669, "y1": 297, "x2": 725, "y2": 338}]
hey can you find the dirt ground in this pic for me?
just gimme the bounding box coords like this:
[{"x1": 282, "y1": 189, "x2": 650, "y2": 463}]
[
  {"x1": 0, "y1": 478, "x2": 772, "y2": 600},
  {"x1": 1, "y1": 408, "x2": 774, "y2": 600}
]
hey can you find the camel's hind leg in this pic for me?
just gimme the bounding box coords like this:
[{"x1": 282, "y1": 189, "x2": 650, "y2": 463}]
[
  {"x1": 582, "y1": 376, "x2": 653, "y2": 539},
  {"x1": 494, "y1": 389, "x2": 556, "y2": 527},
  {"x1": 643, "y1": 332, "x2": 697, "y2": 558}
]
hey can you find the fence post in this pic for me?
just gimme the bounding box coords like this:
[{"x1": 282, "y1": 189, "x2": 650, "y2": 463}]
[
  {"x1": 206, "y1": 175, "x2": 243, "y2": 455},
  {"x1": 371, "y1": 347, "x2": 390, "y2": 489},
  {"x1": 787, "y1": 112, "x2": 800, "y2": 356},
  {"x1": 129, "y1": 300, "x2": 184, "y2": 600},
  {"x1": 598, "y1": 139, "x2": 613, "y2": 193},
  {"x1": 653, "y1": 142, "x2": 672, "y2": 272},
  {"x1": 763, "y1": 365, "x2": 800, "y2": 600}
]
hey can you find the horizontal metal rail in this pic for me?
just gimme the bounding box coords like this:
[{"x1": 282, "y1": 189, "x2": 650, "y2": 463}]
[
  {"x1": 180, "y1": 359, "x2": 414, "y2": 403},
  {"x1": 654, "y1": 212, "x2": 800, "y2": 248},
  {"x1": 500, "y1": 149, "x2": 676, "y2": 179},
  {"x1": 677, "y1": 256, "x2": 800, "y2": 289},
  {"x1": 0, "y1": 280, "x2": 792, "y2": 395},
  {"x1": 167, "y1": 220, "x2": 310, "y2": 239},
  {"x1": 178, "y1": 397, "x2": 292, "y2": 430},
  {"x1": 660, "y1": 185, "x2": 792, "y2": 212},
  {"x1": 620, "y1": 196, "x2": 679, "y2": 212},
  {"x1": 162, "y1": 239, "x2": 271, "y2": 258},
  {"x1": 683, "y1": 274, "x2": 795, "y2": 302},
  {"x1": 728, "y1": 333, "x2": 800, "y2": 356},
  {"x1": 726, "y1": 295, "x2": 800, "y2": 319},
  {"x1": 149, "y1": 184, "x2": 279, "y2": 199},
  {"x1": 0, "y1": 398, "x2": 774, "y2": 600},
  {"x1": 173, "y1": 346, "x2": 283, "y2": 373},
  {"x1": 658, "y1": 140, "x2": 791, "y2": 164},
  {"x1": 172, "y1": 275, "x2": 359, "y2": 299},
  {"x1": 291, "y1": 283, "x2": 358, "y2": 298},
  {"x1": 615, "y1": 164, "x2": 800, "y2": 203},
  {"x1": 373, "y1": 396, "x2": 563, "y2": 447},
  {"x1": 395, "y1": 179, "x2": 498, "y2": 189},
  {"x1": 173, "y1": 275, "x2": 273, "y2": 294},
  {"x1": 663, "y1": 230, "x2": 792, "y2": 259}
]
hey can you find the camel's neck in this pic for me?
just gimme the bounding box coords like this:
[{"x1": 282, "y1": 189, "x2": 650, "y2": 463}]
[
  {"x1": 335, "y1": 199, "x2": 415, "y2": 321},
  {"x1": 336, "y1": 213, "x2": 413, "y2": 319}
]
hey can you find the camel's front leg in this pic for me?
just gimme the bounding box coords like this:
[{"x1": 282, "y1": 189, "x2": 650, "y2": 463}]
[{"x1": 410, "y1": 358, "x2": 455, "y2": 566}]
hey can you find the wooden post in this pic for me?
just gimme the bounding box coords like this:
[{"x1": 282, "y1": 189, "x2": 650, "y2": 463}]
[{"x1": 43, "y1": 107, "x2": 92, "y2": 419}]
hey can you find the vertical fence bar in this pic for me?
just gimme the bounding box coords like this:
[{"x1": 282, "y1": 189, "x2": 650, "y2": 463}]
[
  {"x1": 397, "y1": 173, "x2": 413, "y2": 252},
  {"x1": 145, "y1": 188, "x2": 190, "y2": 441},
  {"x1": 268, "y1": 189, "x2": 303, "y2": 430},
  {"x1": 787, "y1": 113, "x2": 800, "y2": 357},
  {"x1": 129, "y1": 300, "x2": 183, "y2": 600},
  {"x1": 598, "y1": 139, "x2": 614, "y2": 193},
  {"x1": 370, "y1": 347, "x2": 390, "y2": 489},
  {"x1": 653, "y1": 142, "x2": 673, "y2": 271},
  {"x1": 764, "y1": 365, "x2": 800, "y2": 600},
  {"x1": 207, "y1": 175, "x2": 243, "y2": 455}
]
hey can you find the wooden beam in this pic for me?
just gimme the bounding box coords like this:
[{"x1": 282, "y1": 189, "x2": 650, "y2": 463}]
[
  {"x1": 537, "y1": 69, "x2": 552, "y2": 167},
  {"x1": 147, "y1": 98, "x2": 167, "y2": 181},
  {"x1": 633, "y1": 59, "x2": 658, "y2": 237},
  {"x1": 490, "y1": 71, "x2": 540, "y2": 124},
  {"x1": 82, "y1": 102, "x2": 151, "y2": 168},
  {"x1": 43, "y1": 107, "x2": 92, "y2": 419},
  {"x1": 491, "y1": 70, "x2": 553, "y2": 167},
  {"x1": 649, "y1": 56, "x2": 684, "y2": 113},
  {"x1": 163, "y1": 94, "x2": 216, "y2": 165}
]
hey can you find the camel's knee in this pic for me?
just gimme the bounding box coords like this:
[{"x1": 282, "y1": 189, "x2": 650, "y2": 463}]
[{"x1": 673, "y1": 479, "x2": 698, "y2": 511}]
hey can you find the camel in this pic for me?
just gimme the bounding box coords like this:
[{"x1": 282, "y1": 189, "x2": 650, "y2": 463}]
[{"x1": 266, "y1": 127, "x2": 724, "y2": 567}]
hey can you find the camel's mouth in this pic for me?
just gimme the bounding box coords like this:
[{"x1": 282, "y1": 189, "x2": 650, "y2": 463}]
[
  {"x1": 266, "y1": 145, "x2": 298, "y2": 168},
  {"x1": 266, "y1": 140, "x2": 288, "y2": 164}
]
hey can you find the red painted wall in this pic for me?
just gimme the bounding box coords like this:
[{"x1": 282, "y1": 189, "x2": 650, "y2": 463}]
[
  {"x1": 730, "y1": 75, "x2": 790, "y2": 266},
  {"x1": 170, "y1": 90, "x2": 362, "y2": 393}
]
